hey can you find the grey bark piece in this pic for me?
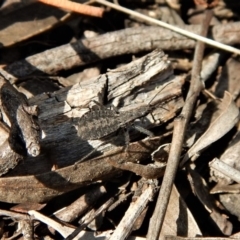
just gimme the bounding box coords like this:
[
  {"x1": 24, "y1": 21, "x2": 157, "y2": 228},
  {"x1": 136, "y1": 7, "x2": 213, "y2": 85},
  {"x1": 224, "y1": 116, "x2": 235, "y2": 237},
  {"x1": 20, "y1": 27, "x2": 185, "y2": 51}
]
[
  {"x1": 0, "y1": 76, "x2": 41, "y2": 157},
  {"x1": 0, "y1": 137, "x2": 163, "y2": 203},
  {"x1": 2, "y1": 22, "x2": 240, "y2": 82},
  {"x1": 6, "y1": 50, "x2": 184, "y2": 176},
  {"x1": 0, "y1": 139, "x2": 24, "y2": 176}
]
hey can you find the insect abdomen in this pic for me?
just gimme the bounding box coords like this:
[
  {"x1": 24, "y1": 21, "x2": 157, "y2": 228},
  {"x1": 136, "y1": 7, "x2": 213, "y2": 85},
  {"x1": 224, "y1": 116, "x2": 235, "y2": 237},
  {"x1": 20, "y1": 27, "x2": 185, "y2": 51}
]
[
  {"x1": 118, "y1": 106, "x2": 149, "y2": 127},
  {"x1": 77, "y1": 109, "x2": 121, "y2": 140}
]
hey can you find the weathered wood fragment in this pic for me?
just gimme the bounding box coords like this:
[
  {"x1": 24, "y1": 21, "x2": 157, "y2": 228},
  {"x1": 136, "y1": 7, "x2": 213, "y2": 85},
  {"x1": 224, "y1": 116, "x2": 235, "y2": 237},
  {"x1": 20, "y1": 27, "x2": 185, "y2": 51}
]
[
  {"x1": 0, "y1": 76, "x2": 41, "y2": 158},
  {"x1": 2, "y1": 22, "x2": 240, "y2": 82},
  {"x1": 6, "y1": 50, "x2": 184, "y2": 176}
]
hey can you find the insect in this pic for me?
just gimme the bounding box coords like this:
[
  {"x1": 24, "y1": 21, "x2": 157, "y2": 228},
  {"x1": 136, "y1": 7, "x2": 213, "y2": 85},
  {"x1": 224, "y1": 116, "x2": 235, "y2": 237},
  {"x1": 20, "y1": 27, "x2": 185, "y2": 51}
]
[{"x1": 77, "y1": 82, "x2": 172, "y2": 141}]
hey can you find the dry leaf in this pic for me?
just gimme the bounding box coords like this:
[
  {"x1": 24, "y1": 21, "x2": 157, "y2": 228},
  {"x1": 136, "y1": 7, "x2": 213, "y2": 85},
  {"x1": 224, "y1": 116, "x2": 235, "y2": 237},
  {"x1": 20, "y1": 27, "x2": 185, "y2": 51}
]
[
  {"x1": 185, "y1": 101, "x2": 218, "y2": 148},
  {"x1": 0, "y1": 137, "x2": 163, "y2": 203},
  {"x1": 188, "y1": 168, "x2": 233, "y2": 236},
  {"x1": 160, "y1": 185, "x2": 202, "y2": 240},
  {"x1": 219, "y1": 193, "x2": 240, "y2": 221},
  {"x1": 215, "y1": 57, "x2": 240, "y2": 100},
  {"x1": 10, "y1": 202, "x2": 46, "y2": 213},
  {"x1": 0, "y1": 2, "x2": 66, "y2": 48},
  {"x1": 210, "y1": 131, "x2": 240, "y2": 184},
  {"x1": 182, "y1": 91, "x2": 239, "y2": 164},
  {"x1": 165, "y1": 237, "x2": 237, "y2": 240},
  {"x1": 210, "y1": 183, "x2": 240, "y2": 194}
]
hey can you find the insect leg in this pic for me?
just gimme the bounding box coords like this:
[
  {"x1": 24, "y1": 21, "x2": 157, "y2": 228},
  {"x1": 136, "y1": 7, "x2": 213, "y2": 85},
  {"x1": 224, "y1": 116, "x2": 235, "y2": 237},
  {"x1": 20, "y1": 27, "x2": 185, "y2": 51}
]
[
  {"x1": 92, "y1": 100, "x2": 105, "y2": 109},
  {"x1": 149, "y1": 112, "x2": 156, "y2": 122},
  {"x1": 92, "y1": 100, "x2": 119, "y2": 113},
  {"x1": 110, "y1": 104, "x2": 119, "y2": 113},
  {"x1": 75, "y1": 138, "x2": 113, "y2": 164},
  {"x1": 75, "y1": 146, "x2": 100, "y2": 164},
  {"x1": 124, "y1": 127, "x2": 130, "y2": 149},
  {"x1": 133, "y1": 125, "x2": 154, "y2": 137}
]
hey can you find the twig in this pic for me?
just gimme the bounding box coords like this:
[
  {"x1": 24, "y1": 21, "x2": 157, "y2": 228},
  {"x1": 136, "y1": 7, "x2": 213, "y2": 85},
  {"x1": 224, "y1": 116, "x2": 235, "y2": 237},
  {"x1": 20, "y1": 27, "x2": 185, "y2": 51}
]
[
  {"x1": 38, "y1": 0, "x2": 104, "y2": 17},
  {"x1": 18, "y1": 219, "x2": 34, "y2": 240},
  {"x1": 0, "y1": 209, "x2": 29, "y2": 220},
  {"x1": 109, "y1": 183, "x2": 157, "y2": 240},
  {"x1": 209, "y1": 158, "x2": 240, "y2": 184},
  {"x1": 65, "y1": 197, "x2": 114, "y2": 240},
  {"x1": 146, "y1": 9, "x2": 213, "y2": 240},
  {"x1": 0, "y1": 136, "x2": 164, "y2": 203},
  {"x1": 95, "y1": 0, "x2": 240, "y2": 55},
  {"x1": 2, "y1": 22, "x2": 240, "y2": 82},
  {"x1": 0, "y1": 75, "x2": 41, "y2": 158},
  {"x1": 28, "y1": 210, "x2": 75, "y2": 238},
  {"x1": 54, "y1": 185, "x2": 106, "y2": 222}
]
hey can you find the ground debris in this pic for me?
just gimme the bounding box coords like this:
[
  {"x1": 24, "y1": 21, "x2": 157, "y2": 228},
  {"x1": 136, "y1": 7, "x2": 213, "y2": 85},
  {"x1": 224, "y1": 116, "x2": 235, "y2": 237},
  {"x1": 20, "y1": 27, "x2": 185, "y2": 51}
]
[{"x1": 0, "y1": 1, "x2": 240, "y2": 239}]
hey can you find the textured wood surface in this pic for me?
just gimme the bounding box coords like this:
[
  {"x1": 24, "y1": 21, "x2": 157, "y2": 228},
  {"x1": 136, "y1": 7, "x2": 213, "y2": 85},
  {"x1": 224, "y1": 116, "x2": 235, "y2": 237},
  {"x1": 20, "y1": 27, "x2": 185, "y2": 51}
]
[
  {"x1": 1, "y1": 22, "x2": 240, "y2": 82},
  {"x1": 5, "y1": 49, "x2": 184, "y2": 177}
]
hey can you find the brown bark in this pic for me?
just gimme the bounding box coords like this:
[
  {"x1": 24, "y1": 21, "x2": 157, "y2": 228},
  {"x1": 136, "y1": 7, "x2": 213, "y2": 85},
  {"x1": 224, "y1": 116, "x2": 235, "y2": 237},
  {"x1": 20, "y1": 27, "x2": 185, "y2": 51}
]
[
  {"x1": 0, "y1": 50, "x2": 184, "y2": 203},
  {"x1": 2, "y1": 22, "x2": 240, "y2": 82},
  {"x1": 5, "y1": 49, "x2": 184, "y2": 177},
  {"x1": 0, "y1": 137, "x2": 163, "y2": 203}
]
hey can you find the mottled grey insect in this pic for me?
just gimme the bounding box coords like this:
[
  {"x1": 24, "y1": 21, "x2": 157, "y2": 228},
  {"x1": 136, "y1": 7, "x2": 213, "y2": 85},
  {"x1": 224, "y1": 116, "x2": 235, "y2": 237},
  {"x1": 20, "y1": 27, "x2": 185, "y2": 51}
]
[{"x1": 77, "y1": 83, "x2": 171, "y2": 141}]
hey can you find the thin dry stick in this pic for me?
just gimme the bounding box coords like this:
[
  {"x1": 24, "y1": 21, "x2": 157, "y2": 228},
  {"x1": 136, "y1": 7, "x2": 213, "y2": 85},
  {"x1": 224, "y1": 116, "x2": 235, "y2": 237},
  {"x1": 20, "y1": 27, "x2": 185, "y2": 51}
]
[
  {"x1": 65, "y1": 198, "x2": 114, "y2": 240},
  {"x1": 146, "y1": 9, "x2": 213, "y2": 240},
  {"x1": 28, "y1": 210, "x2": 74, "y2": 238},
  {"x1": 209, "y1": 158, "x2": 240, "y2": 184},
  {"x1": 55, "y1": 185, "x2": 107, "y2": 222},
  {"x1": 2, "y1": 23, "x2": 240, "y2": 81},
  {"x1": 95, "y1": 0, "x2": 240, "y2": 55},
  {"x1": 0, "y1": 209, "x2": 29, "y2": 220},
  {"x1": 38, "y1": 0, "x2": 104, "y2": 17},
  {"x1": 109, "y1": 184, "x2": 157, "y2": 240}
]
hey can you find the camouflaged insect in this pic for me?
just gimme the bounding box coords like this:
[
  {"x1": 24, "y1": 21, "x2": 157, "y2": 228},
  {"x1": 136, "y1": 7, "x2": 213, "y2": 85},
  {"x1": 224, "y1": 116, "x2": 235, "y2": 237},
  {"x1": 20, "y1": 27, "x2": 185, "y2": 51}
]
[
  {"x1": 77, "y1": 83, "x2": 171, "y2": 140},
  {"x1": 77, "y1": 105, "x2": 153, "y2": 140}
]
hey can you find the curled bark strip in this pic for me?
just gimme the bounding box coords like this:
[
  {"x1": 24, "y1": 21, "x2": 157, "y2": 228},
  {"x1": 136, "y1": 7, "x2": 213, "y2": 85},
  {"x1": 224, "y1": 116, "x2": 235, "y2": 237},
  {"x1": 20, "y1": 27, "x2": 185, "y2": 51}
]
[
  {"x1": 107, "y1": 160, "x2": 166, "y2": 179},
  {"x1": 108, "y1": 183, "x2": 158, "y2": 240},
  {"x1": 0, "y1": 139, "x2": 24, "y2": 176},
  {"x1": 0, "y1": 137, "x2": 162, "y2": 203},
  {"x1": 4, "y1": 50, "x2": 183, "y2": 176},
  {"x1": 55, "y1": 185, "x2": 106, "y2": 222},
  {"x1": 0, "y1": 76, "x2": 41, "y2": 157}
]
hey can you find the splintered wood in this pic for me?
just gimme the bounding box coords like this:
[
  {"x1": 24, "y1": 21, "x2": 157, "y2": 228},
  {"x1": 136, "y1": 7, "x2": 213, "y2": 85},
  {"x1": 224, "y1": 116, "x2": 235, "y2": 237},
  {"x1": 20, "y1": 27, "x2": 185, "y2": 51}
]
[
  {"x1": 0, "y1": 76, "x2": 41, "y2": 175},
  {"x1": 0, "y1": 50, "x2": 183, "y2": 202},
  {"x1": 2, "y1": 49, "x2": 183, "y2": 177}
]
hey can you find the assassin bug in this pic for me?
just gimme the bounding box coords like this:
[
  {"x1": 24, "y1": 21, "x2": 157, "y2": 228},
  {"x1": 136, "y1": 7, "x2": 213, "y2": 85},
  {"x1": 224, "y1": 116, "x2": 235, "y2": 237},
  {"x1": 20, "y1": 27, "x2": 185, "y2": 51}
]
[{"x1": 77, "y1": 82, "x2": 172, "y2": 141}]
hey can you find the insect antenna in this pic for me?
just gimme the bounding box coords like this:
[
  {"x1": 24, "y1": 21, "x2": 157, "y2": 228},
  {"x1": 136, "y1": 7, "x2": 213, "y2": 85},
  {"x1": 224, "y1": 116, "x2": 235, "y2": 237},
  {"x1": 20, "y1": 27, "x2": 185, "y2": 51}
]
[{"x1": 147, "y1": 81, "x2": 173, "y2": 109}]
